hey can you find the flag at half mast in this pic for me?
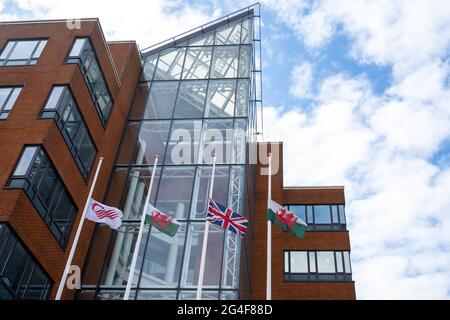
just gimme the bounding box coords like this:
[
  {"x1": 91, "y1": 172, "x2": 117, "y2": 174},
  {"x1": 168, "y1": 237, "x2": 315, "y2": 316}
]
[
  {"x1": 145, "y1": 204, "x2": 180, "y2": 237},
  {"x1": 268, "y1": 200, "x2": 307, "y2": 238}
]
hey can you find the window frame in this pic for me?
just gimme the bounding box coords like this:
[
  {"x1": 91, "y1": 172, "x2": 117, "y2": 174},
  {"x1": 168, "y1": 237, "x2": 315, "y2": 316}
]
[
  {"x1": 0, "y1": 86, "x2": 23, "y2": 119},
  {"x1": 39, "y1": 84, "x2": 98, "y2": 181},
  {"x1": 5, "y1": 145, "x2": 78, "y2": 248},
  {"x1": 0, "y1": 223, "x2": 52, "y2": 300},
  {"x1": 0, "y1": 38, "x2": 48, "y2": 66},
  {"x1": 65, "y1": 37, "x2": 114, "y2": 128},
  {"x1": 283, "y1": 250, "x2": 353, "y2": 282},
  {"x1": 285, "y1": 204, "x2": 347, "y2": 231}
]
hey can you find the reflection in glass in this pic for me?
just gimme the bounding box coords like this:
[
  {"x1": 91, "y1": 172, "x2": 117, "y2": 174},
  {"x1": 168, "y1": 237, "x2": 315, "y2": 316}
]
[
  {"x1": 138, "y1": 224, "x2": 187, "y2": 287},
  {"x1": 145, "y1": 81, "x2": 179, "y2": 119},
  {"x1": 155, "y1": 166, "x2": 195, "y2": 219},
  {"x1": 142, "y1": 54, "x2": 158, "y2": 80},
  {"x1": 205, "y1": 80, "x2": 236, "y2": 118},
  {"x1": 154, "y1": 48, "x2": 185, "y2": 80},
  {"x1": 235, "y1": 80, "x2": 249, "y2": 116},
  {"x1": 317, "y1": 252, "x2": 336, "y2": 273},
  {"x1": 166, "y1": 120, "x2": 202, "y2": 165},
  {"x1": 290, "y1": 252, "x2": 308, "y2": 273},
  {"x1": 181, "y1": 223, "x2": 224, "y2": 287},
  {"x1": 211, "y1": 46, "x2": 239, "y2": 78},
  {"x1": 203, "y1": 119, "x2": 233, "y2": 164},
  {"x1": 239, "y1": 46, "x2": 251, "y2": 78},
  {"x1": 314, "y1": 205, "x2": 331, "y2": 224},
  {"x1": 215, "y1": 20, "x2": 241, "y2": 45},
  {"x1": 188, "y1": 31, "x2": 215, "y2": 46},
  {"x1": 182, "y1": 48, "x2": 212, "y2": 79},
  {"x1": 174, "y1": 81, "x2": 207, "y2": 118},
  {"x1": 134, "y1": 121, "x2": 171, "y2": 165}
]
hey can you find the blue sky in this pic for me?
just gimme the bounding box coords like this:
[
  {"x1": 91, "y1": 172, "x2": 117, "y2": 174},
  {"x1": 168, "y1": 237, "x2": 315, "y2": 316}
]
[{"x1": 1, "y1": 0, "x2": 450, "y2": 299}]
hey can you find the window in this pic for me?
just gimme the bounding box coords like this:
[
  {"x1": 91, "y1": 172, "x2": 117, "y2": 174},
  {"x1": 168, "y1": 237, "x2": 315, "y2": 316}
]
[
  {"x1": 284, "y1": 250, "x2": 352, "y2": 282},
  {"x1": 66, "y1": 38, "x2": 113, "y2": 126},
  {"x1": 0, "y1": 87, "x2": 22, "y2": 119},
  {"x1": 41, "y1": 86, "x2": 97, "y2": 180},
  {"x1": 7, "y1": 146, "x2": 77, "y2": 247},
  {"x1": 285, "y1": 204, "x2": 347, "y2": 231},
  {"x1": 0, "y1": 224, "x2": 51, "y2": 300},
  {"x1": 0, "y1": 39, "x2": 47, "y2": 66}
]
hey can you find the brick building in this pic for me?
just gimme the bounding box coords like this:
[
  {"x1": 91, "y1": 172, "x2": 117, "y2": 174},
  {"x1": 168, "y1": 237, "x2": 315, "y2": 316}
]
[{"x1": 0, "y1": 5, "x2": 355, "y2": 300}]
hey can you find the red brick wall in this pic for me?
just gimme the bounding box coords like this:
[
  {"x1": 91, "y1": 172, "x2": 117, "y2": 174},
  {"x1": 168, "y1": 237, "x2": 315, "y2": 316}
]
[
  {"x1": 249, "y1": 142, "x2": 356, "y2": 300},
  {"x1": 0, "y1": 19, "x2": 141, "y2": 299}
]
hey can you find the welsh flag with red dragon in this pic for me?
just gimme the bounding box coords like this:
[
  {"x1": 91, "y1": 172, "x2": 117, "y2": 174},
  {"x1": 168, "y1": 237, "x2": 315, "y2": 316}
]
[
  {"x1": 145, "y1": 204, "x2": 180, "y2": 237},
  {"x1": 268, "y1": 200, "x2": 307, "y2": 238}
]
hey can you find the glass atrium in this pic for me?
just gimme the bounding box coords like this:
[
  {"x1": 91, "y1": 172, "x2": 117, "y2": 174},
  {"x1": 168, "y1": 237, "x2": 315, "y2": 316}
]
[{"x1": 80, "y1": 5, "x2": 262, "y2": 300}]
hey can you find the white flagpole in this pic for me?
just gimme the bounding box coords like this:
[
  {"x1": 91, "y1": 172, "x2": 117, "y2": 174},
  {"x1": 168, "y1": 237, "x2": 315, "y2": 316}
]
[
  {"x1": 123, "y1": 155, "x2": 159, "y2": 300},
  {"x1": 196, "y1": 154, "x2": 217, "y2": 300},
  {"x1": 55, "y1": 156, "x2": 104, "y2": 300},
  {"x1": 266, "y1": 153, "x2": 272, "y2": 300}
]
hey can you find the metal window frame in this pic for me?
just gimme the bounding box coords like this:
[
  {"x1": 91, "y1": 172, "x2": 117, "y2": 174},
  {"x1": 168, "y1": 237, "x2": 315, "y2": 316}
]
[{"x1": 0, "y1": 38, "x2": 48, "y2": 66}]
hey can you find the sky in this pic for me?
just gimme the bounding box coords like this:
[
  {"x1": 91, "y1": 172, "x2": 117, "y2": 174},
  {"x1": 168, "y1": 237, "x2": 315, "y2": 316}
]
[{"x1": 1, "y1": 0, "x2": 450, "y2": 299}]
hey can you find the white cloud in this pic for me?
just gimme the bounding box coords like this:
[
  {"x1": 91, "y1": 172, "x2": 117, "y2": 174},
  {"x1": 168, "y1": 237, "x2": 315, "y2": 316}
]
[
  {"x1": 289, "y1": 61, "x2": 314, "y2": 98},
  {"x1": 2, "y1": 0, "x2": 220, "y2": 48}
]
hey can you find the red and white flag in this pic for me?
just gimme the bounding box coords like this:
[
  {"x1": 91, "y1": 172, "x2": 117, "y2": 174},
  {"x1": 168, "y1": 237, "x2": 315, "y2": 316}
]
[{"x1": 86, "y1": 198, "x2": 123, "y2": 230}]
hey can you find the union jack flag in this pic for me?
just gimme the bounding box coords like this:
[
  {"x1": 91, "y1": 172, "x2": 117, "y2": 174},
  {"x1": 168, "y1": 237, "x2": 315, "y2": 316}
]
[{"x1": 207, "y1": 198, "x2": 248, "y2": 237}]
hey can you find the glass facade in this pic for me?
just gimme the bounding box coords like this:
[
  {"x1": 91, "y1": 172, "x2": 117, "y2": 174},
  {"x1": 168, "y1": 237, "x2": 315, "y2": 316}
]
[
  {"x1": 0, "y1": 224, "x2": 51, "y2": 300},
  {"x1": 83, "y1": 7, "x2": 261, "y2": 300}
]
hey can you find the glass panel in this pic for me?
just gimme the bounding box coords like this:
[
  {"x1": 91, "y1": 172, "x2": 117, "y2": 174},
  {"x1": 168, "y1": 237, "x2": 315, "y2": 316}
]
[
  {"x1": 69, "y1": 38, "x2": 86, "y2": 57},
  {"x1": 241, "y1": 17, "x2": 252, "y2": 44},
  {"x1": 289, "y1": 205, "x2": 306, "y2": 223},
  {"x1": 2, "y1": 242, "x2": 29, "y2": 292},
  {"x1": 22, "y1": 266, "x2": 48, "y2": 300},
  {"x1": 336, "y1": 252, "x2": 344, "y2": 273},
  {"x1": 314, "y1": 205, "x2": 331, "y2": 224},
  {"x1": 165, "y1": 120, "x2": 202, "y2": 165},
  {"x1": 331, "y1": 205, "x2": 339, "y2": 224},
  {"x1": 44, "y1": 86, "x2": 65, "y2": 110},
  {"x1": 173, "y1": 81, "x2": 207, "y2": 118},
  {"x1": 37, "y1": 166, "x2": 58, "y2": 207},
  {"x1": 290, "y1": 251, "x2": 308, "y2": 273},
  {"x1": 155, "y1": 166, "x2": 195, "y2": 219},
  {"x1": 4, "y1": 88, "x2": 21, "y2": 111},
  {"x1": 145, "y1": 81, "x2": 179, "y2": 119},
  {"x1": 238, "y1": 45, "x2": 251, "y2": 78},
  {"x1": 205, "y1": 80, "x2": 236, "y2": 118},
  {"x1": 284, "y1": 251, "x2": 289, "y2": 272},
  {"x1": 235, "y1": 79, "x2": 249, "y2": 116},
  {"x1": 343, "y1": 252, "x2": 352, "y2": 273},
  {"x1": 211, "y1": 46, "x2": 239, "y2": 78},
  {"x1": 190, "y1": 166, "x2": 229, "y2": 219},
  {"x1": 136, "y1": 290, "x2": 177, "y2": 300},
  {"x1": 306, "y1": 205, "x2": 313, "y2": 224},
  {"x1": 32, "y1": 40, "x2": 47, "y2": 59},
  {"x1": 0, "y1": 42, "x2": 14, "y2": 59},
  {"x1": 188, "y1": 31, "x2": 215, "y2": 46},
  {"x1": 142, "y1": 54, "x2": 158, "y2": 80},
  {"x1": 78, "y1": 133, "x2": 96, "y2": 171},
  {"x1": 202, "y1": 119, "x2": 233, "y2": 164},
  {"x1": 179, "y1": 290, "x2": 219, "y2": 300},
  {"x1": 53, "y1": 192, "x2": 73, "y2": 235},
  {"x1": 339, "y1": 205, "x2": 346, "y2": 224},
  {"x1": 182, "y1": 47, "x2": 212, "y2": 80},
  {"x1": 181, "y1": 223, "x2": 224, "y2": 287},
  {"x1": 316, "y1": 251, "x2": 336, "y2": 273},
  {"x1": 221, "y1": 291, "x2": 238, "y2": 300},
  {"x1": 9, "y1": 40, "x2": 38, "y2": 60},
  {"x1": 154, "y1": 48, "x2": 185, "y2": 80},
  {"x1": 116, "y1": 122, "x2": 140, "y2": 164},
  {"x1": 215, "y1": 21, "x2": 241, "y2": 45},
  {"x1": 134, "y1": 120, "x2": 171, "y2": 165},
  {"x1": 232, "y1": 119, "x2": 246, "y2": 164},
  {"x1": 309, "y1": 252, "x2": 316, "y2": 272},
  {"x1": 138, "y1": 223, "x2": 187, "y2": 288},
  {"x1": 14, "y1": 147, "x2": 37, "y2": 176},
  {"x1": 0, "y1": 88, "x2": 10, "y2": 108}
]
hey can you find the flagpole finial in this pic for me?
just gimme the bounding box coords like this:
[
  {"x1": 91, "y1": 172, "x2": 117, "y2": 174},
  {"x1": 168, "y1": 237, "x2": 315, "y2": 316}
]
[
  {"x1": 268, "y1": 153, "x2": 272, "y2": 157},
  {"x1": 100, "y1": 156, "x2": 104, "y2": 160},
  {"x1": 156, "y1": 154, "x2": 160, "y2": 159}
]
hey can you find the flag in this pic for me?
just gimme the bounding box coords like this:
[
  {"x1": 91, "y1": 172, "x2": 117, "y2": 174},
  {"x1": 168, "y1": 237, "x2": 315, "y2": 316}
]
[
  {"x1": 268, "y1": 200, "x2": 307, "y2": 238},
  {"x1": 207, "y1": 198, "x2": 248, "y2": 237},
  {"x1": 145, "y1": 204, "x2": 180, "y2": 237},
  {"x1": 86, "y1": 198, "x2": 123, "y2": 230}
]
